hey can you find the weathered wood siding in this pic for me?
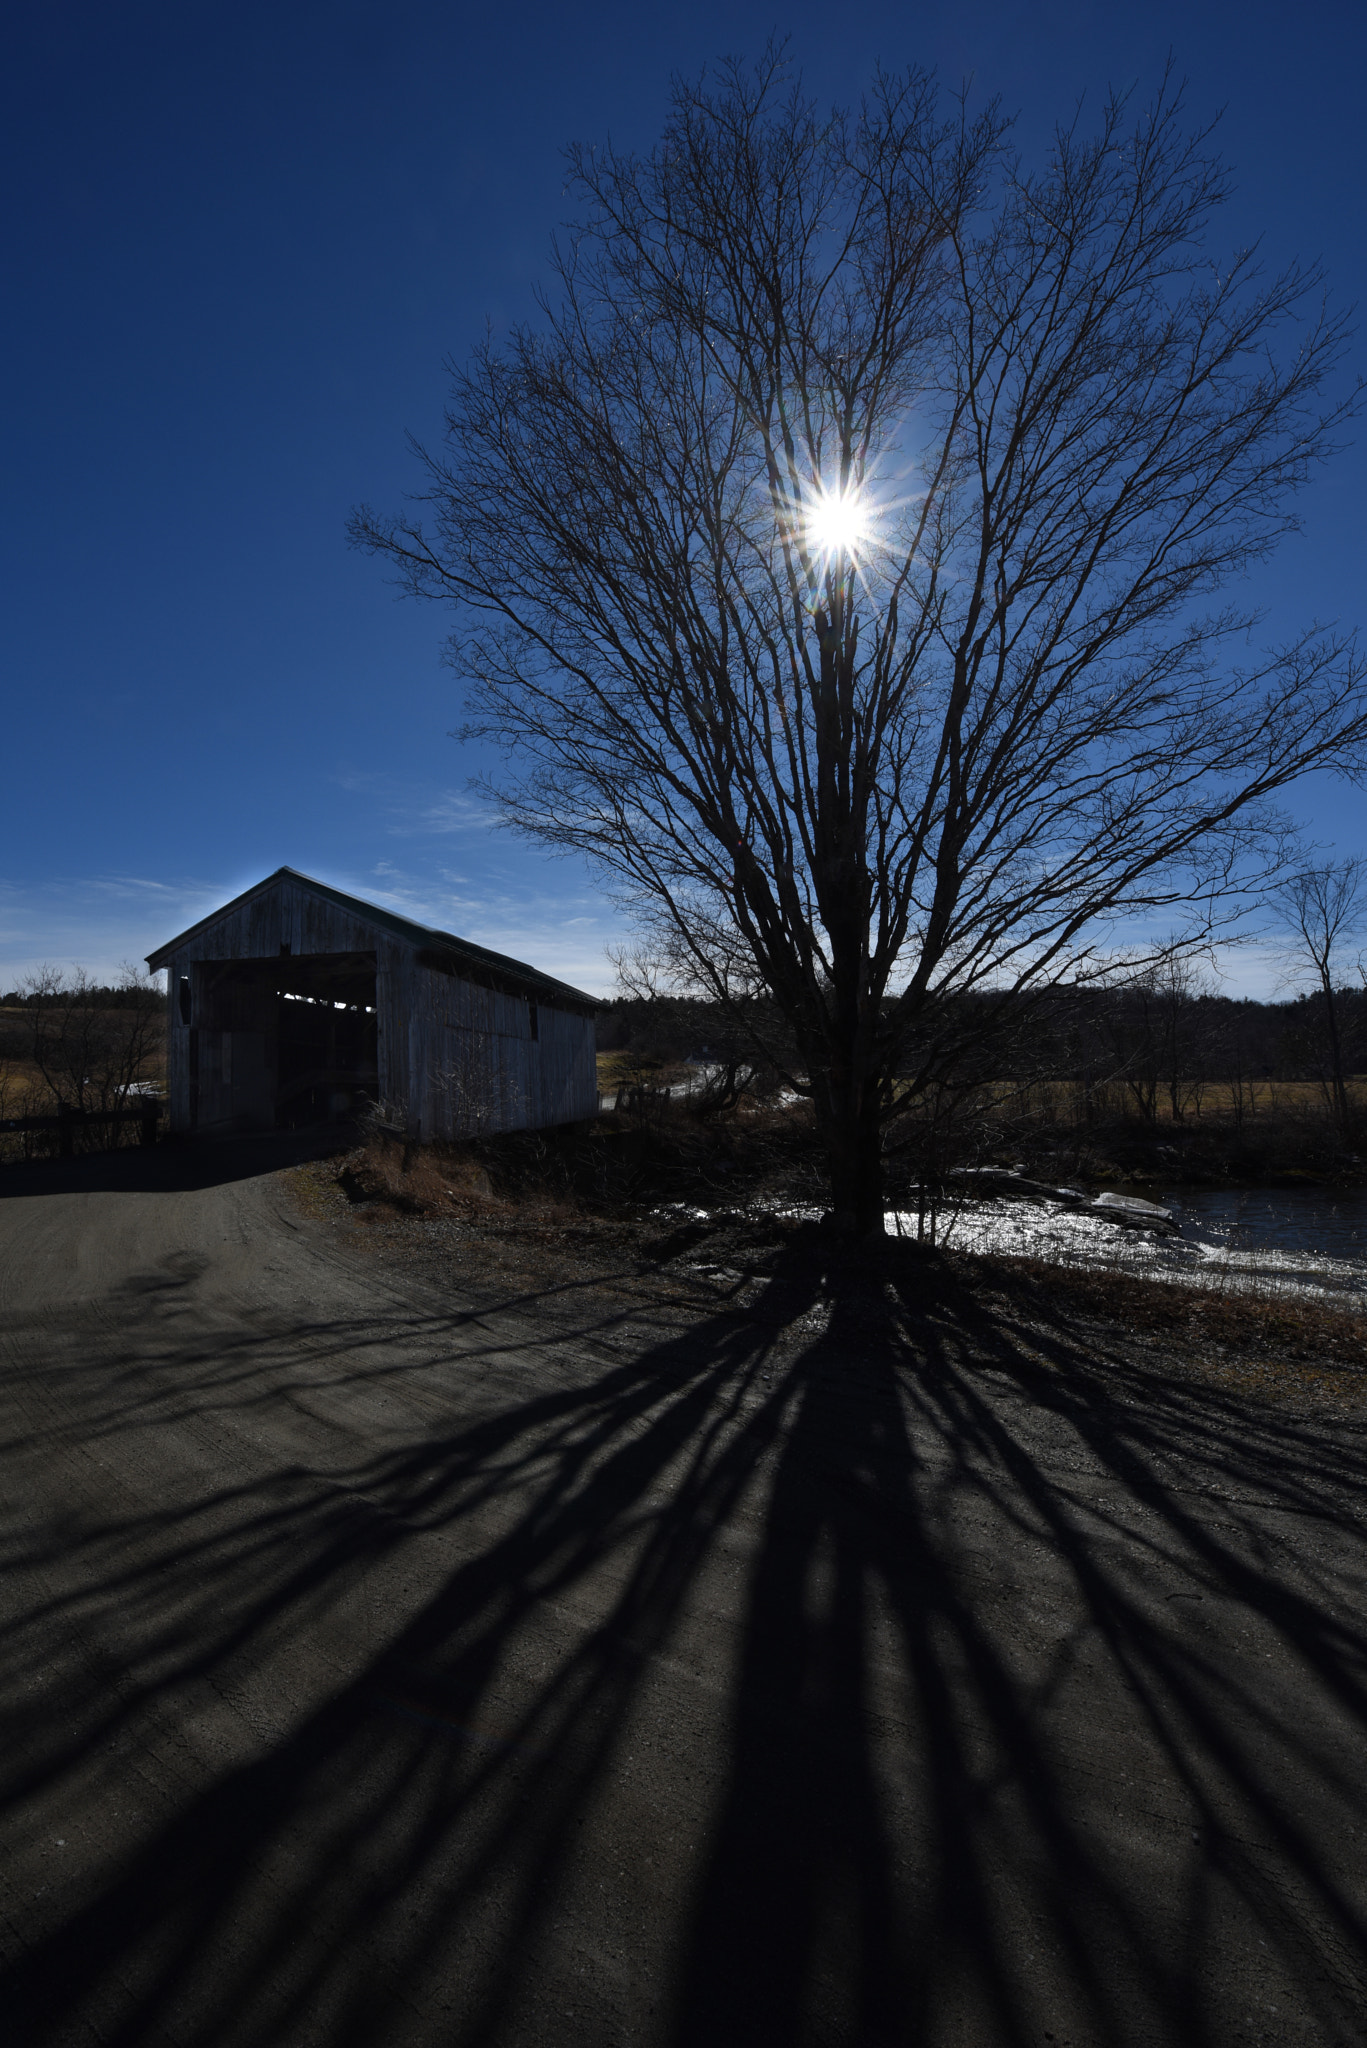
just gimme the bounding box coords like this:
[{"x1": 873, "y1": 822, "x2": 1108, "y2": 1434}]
[
  {"x1": 404, "y1": 967, "x2": 598, "y2": 1140},
  {"x1": 157, "y1": 873, "x2": 597, "y2": 1139}
]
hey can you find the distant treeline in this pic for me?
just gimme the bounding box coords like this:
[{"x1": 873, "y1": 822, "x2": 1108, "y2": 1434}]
[
  {"x1": 596, "y1": 981, "x2": 1367, "y2": 1111},
  {"x1": 1, "y1": 983, "x2": 162, "y2": 1010}
]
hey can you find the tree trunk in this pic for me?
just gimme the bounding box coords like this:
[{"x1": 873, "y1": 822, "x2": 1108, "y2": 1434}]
[
  {"x1": 1321, "y1": 972, "x2": 1351, "y2": 1133},
  {"x1": 816, "y1": 1091, "x2": 886, "y2": 1239}
]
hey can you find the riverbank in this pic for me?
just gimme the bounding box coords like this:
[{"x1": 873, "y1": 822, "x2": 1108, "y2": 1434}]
[
  {"x1": 901, "y1": 1180, "x2": 1367, "y2": 1311},
  {"x1": 296, "y1": 1135, "x2": 1367, "y2": 1410}
]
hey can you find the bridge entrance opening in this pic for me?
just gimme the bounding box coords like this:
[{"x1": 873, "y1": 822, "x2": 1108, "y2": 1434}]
[{"x1": 190, "y1": 952, "x2": 378, "y2": 1130}]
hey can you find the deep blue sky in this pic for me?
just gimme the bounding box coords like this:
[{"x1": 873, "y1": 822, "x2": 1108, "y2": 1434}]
[{"x1": 4, "y1": 0, "x2": 1364, "y2": 995}]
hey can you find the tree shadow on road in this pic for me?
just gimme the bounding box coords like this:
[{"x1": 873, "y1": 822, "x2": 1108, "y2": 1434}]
[{"x1": 3, "y1": 1230, "x2": 1366, "y2": 2046}]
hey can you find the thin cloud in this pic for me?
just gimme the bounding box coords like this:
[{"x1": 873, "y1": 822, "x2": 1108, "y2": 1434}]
[
  {"x1": 0, "y1": 872, "x2": 234, "y2": 984},
  {"x1": 0, "y1": 862, "x2": 619, "y2": 996},
  {"x1": 355, "y1": 862, "x2": 617, "y2": 992},
  {"x1": 326, "y1": 766, "x2": 494, "y2": 841},
  {"x1": 411, "y1": 792, "x2": 490, "y2": 836}
]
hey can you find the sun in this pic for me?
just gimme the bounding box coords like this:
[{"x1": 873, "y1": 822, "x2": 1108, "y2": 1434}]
[{"x1": 804, "y1": 488, "x2": 870, "y2": 558}]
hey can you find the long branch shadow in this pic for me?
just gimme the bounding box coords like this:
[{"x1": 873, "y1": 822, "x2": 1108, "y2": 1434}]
[
  {"x1": 676, "y1": 1259, "x2": 1367, "y2": 2045},
  {"x1": 3, "y1": 1231, "x2": 1367, "y2": 2046}
]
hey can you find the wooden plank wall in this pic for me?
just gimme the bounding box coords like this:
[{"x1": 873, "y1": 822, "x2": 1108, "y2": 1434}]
[
  {"x1": 160, "y1": 875, "x2": 597, "y2": 1138},
  {"x1": 406, "y1": 966, "x2": 598, "y2": 1140}
]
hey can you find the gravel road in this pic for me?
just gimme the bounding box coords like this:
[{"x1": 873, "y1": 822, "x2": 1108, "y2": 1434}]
[{"x1": 2, "y1": 1136, "x2": 1367, "y2": 2047}]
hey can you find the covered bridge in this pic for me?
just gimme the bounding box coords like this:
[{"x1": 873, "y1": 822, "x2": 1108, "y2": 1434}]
[{"x1": 146, "y1": 867, "x2": 598, "y2": 1139}]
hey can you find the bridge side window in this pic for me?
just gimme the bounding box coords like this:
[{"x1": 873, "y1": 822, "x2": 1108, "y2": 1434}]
[{"x1": 178, "y1": 976, "x2": 192, "y2": 1026}]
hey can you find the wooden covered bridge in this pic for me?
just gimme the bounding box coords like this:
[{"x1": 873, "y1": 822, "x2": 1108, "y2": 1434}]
[{"x1": 147, "y1": 868, "x2": 598, "y2": 1138}]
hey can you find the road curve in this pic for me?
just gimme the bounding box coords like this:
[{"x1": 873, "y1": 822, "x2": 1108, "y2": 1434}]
[{"x1": 2, "y1": 1137, "x2": 1367, "y2": 2047}]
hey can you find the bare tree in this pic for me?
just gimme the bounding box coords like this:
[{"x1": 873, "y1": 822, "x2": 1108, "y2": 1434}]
[
  {"x1": 20, "y1": 965, "x2": 165, "y2": 1126},
  {"x1": 1268, "y1": 858, "x2": 1365, "y2": 1131},
  {"x1": 1105, "y1": 951, "x2": 1218, "y2": 1125},
  {"x1": 608, "y1": 943, "x2": 788, "y2": 1115},
  {"x1": 353, "y1": 52, "x2": 1367, "y2": 1236}
]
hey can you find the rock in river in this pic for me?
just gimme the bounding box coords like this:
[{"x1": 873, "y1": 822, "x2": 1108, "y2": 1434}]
[{"x1": 1089, "y1": 1191, "x2": 1177, "y2": 1233}]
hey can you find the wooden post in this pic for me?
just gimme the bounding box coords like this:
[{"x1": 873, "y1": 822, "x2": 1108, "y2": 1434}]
[{"x1": 58, "y1": 1102, "x2": 75, "y2": 1158}]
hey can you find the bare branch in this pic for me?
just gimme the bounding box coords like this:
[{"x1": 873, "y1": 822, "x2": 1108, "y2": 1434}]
[{"x1": 351, "y1": 57, "x2": 1366, "y2": 1234}]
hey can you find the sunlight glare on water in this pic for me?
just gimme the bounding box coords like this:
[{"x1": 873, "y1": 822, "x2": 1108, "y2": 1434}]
[{"x1": 886, "y1": 1188, "x2": 1367, "y2": 1308}]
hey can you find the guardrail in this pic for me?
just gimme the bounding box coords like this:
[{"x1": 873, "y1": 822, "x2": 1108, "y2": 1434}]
[{"x1": 0, "y1": 1102, "x2": 162, "y2": 1156}]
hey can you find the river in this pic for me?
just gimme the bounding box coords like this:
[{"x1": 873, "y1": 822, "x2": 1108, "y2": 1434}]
[{"x1": 889, "y1": 1184, "x2": 1367, "y2": 1306}]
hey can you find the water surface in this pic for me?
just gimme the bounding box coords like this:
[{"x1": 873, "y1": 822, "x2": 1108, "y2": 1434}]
[{"x1": 888, "y1": 1184, "x2": 1367, "y2": 1306}]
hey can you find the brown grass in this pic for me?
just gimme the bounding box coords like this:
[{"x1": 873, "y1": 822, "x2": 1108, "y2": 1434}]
[
  {"x1": 972, "y1": 1250, "x2": 1367, "y2": 1403},
  {"x1": 336, "y1": 1133, "x2": 583, "y2": 1225},
  {"x1": 0, "y1": 1058, "x2": 50, "y2": 1095},
  {"x1": 1001, "y1": 1076, "x2": 1367, "y2": 1120}
]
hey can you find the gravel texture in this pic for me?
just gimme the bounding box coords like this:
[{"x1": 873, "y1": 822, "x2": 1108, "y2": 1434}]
[{"x1": 3, "y1": 1130, "x2": 1367, "y2": 2047}]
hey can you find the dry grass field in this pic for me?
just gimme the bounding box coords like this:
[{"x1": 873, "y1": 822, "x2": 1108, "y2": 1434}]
[
  {"x1": 0, "y1": 1003, "x2": 166, "y2": 1162},
  {"x1": 999, "y1": 1074, "x2": 1367, "y2": 1120}
]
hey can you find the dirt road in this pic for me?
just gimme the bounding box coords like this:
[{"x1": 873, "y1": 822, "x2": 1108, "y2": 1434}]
[{"x1": 2, "y1": 1138, "x2": 1366, "y2": 2047}]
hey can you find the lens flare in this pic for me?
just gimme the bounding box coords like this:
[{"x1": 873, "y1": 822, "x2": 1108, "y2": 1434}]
[{"x1": 805, "y1": 488, "x2": 870, "y2": 558}]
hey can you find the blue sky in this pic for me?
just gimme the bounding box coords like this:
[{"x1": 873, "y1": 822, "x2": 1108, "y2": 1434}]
[{"x1": 4, "y1": 0, "x2": 1364, "y2": 998}]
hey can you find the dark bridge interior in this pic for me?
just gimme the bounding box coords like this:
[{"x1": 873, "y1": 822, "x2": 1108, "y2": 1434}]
[{"x1": 190, "y1": 952, "x2": 378, "y2": 1130}]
